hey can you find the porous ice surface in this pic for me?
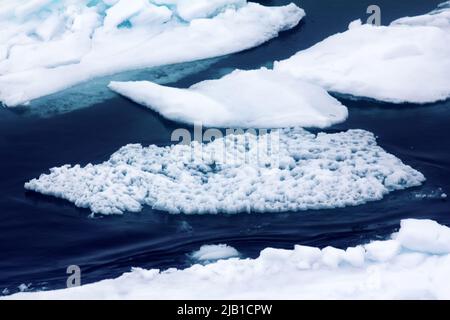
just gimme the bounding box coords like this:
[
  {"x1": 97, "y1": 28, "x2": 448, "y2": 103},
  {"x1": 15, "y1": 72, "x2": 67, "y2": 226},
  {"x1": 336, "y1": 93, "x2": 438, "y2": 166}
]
[
  {"x1": 109, "y1": 68, "x2": 349, "y2": 129},
  {"x1": 275, "y1": 4, "x2": 450, "y2": 104},
  {"x1": 25, "y1": 128, "x2": 425, "y2": 215},
  {"x1": 6, "y1": 219, "x2": 450, "y2": 299},
  {"x1": 0, "y1": 0, "x2": 304, "y2": 106}
]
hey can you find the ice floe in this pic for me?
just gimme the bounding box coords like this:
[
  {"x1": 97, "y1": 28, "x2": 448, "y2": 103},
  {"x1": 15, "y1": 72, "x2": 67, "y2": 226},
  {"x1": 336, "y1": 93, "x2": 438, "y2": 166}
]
[
  {"x1": 109, "y1": 68, "x2": 348, "y2": 128},
  {"x1": 392, "y1": 1, "x2": 450, "y2": 30},
  {"x1": 0, "y1": 0, "x2": 304, "y2": 106},
  {"x1": 275, "y1": 4, "x2": 450, "y2": 104},
  {"x1": 6, "y1": 219, "x2": 450, "y2": 299},
  {"x1": 190, "y1": 244, "x2": 240, "y2": 262},
  {"x1": 25, "y1": 128, "x2": 425, "y2": 215}
]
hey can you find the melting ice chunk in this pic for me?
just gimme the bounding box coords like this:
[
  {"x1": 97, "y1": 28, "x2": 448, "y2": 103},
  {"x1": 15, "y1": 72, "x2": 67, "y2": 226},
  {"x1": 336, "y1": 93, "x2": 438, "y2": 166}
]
[
  {"x1": 109, "y1": 68, "x2": 349, "y2": 129},
  {"x1": 190, "y1": 244, "x2": 240, "y2": 263}
]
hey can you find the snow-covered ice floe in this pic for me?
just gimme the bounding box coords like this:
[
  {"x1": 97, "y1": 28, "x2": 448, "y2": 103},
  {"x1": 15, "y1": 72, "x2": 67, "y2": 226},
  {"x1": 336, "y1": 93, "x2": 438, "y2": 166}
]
[
  {"x1": 6, "y1": 219, "x2": 450, "y2": 299},
  {"x1": 25, "y1": 128, "x2": 424, "y2": 215},
  {"x1": 109, "y1": 68, "x2": 348, "y2": 128},
  {"x1": 0, "y1": 0, "x2": 304, "y2": 107},
  {"x1": 275, "y1": 3, "x2": 450, "y2": 104}
]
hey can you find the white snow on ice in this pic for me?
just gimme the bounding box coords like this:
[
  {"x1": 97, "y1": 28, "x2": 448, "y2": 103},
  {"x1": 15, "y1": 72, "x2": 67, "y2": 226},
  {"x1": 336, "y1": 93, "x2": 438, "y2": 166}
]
[
  {"x1": 275, "y1": 4, "x2": 450, "y2": 104},
  {"x1": 154, "y1": 0, "x2": 246, "y2": 21},
  {"x1": 25, "y1": 128, "x2": 425, "y2": 215},
  {"x1": 109, "y1": 68, "x2": 348, "y2": 129},
  {"x1": 0, "y1": 0, "x2": 304, "y2": 106},
  {"x1": 392, "y1": 1, "x2": 450, "y2": 30},
  {"x1": 190, "y1": 244, "x2": 240, "y2": 262},
  {"x1": 6, "y1": 219, "x2": 450, "y2": 299},
  {"x1": 106, "y1": 3, "x2": 450, "y2": 129}
]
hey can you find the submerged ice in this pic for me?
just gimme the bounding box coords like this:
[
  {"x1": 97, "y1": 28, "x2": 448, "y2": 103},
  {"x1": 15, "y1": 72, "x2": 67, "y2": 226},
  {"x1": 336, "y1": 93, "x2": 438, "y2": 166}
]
[
  {"x1": 7, "y1": 219, "x2": 450, "y2": 299},
  {"x1": 25, "y1": 128, "x2": 425, "y2": 215},
  {"x1": 275, "y1": 4, "x2": 450, "y2": 104},
  {"x1": 0, "y1": 0, "x2": 304, "y2": 106},
  {"x1": 109, "y1": 68, "x2": 348, "y2": 129},
  {"x1": 17, "y1": 58, "x2": 220, "y2": 117}
]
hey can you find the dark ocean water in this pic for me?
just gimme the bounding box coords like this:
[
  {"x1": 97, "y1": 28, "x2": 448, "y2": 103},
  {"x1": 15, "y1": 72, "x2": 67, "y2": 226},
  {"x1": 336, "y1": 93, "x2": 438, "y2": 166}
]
[{"x1": 0, "y1": 0, "x2": 449, "y2": 294}]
